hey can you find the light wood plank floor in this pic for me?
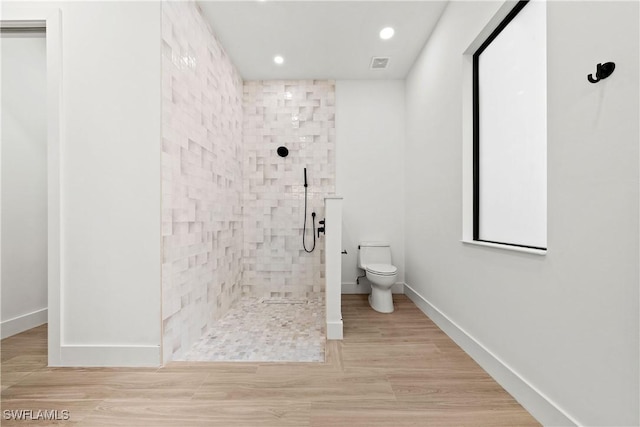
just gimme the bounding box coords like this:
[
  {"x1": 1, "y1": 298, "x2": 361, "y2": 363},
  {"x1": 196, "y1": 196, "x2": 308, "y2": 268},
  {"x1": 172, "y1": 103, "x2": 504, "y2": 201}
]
[{"x1": 1, "y1": 295, "x2": 539, "y2": 426}]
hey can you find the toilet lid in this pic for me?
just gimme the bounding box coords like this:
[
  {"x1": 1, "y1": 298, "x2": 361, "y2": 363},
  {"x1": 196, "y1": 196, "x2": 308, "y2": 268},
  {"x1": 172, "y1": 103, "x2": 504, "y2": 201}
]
[{"x1": 366, "y1": 264, "x2": 397, "y2": 276}]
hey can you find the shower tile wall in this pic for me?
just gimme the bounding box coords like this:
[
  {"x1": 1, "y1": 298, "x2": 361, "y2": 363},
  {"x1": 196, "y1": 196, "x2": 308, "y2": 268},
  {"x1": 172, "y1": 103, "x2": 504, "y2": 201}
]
[
  {"x1": 242, "y1": 81, "x2": 336, "y2": 299},
  {"x1": 161, "y1": 1, "x2": 244, "y2": 363}
]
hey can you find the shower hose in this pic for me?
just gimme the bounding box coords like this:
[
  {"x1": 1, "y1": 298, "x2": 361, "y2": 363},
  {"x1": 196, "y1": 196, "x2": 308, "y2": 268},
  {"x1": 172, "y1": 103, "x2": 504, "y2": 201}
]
[{"x1": 302, "y1": 168, "x2": 316, "y2": 253}]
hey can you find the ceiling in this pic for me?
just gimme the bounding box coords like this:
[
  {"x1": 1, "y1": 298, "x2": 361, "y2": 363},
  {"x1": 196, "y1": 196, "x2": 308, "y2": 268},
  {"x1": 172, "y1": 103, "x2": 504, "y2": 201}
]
[{"x1": 197, "y1": 1, "x2": 448, "y2": 80}]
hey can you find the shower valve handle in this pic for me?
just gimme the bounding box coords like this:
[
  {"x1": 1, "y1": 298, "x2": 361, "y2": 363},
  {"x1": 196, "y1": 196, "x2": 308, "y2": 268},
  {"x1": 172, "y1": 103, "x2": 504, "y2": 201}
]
[{"x1": 318, "y1": 219, "x2": 326, "y2": 238}]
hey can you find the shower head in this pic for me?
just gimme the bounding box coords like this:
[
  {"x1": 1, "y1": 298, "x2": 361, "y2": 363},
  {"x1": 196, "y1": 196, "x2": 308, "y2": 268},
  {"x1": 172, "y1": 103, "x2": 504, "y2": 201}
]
[
  {"x1": 277, "y1": 146, "x2": 289, "y2": 158},
  {"x1": 304, "y1": 167, "x2": 308, "y2": 188}
]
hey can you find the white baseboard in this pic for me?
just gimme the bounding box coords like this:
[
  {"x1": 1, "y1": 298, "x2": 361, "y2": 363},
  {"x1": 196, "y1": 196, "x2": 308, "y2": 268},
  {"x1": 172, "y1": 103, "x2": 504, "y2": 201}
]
[
  {"x1": 326, "y1": 320, "x2": 343, "y2": 340},
  {"x1": 59, "y1": 345, "x2": 161, "y2": 367},
  {"x1": 403, "y1": 283, "x2": 579, "y2": 427},
  {"x1": 1, "y1": 308, "x2": 48, "y2": 339},
  {"x1": 342, "y1": 282, "x2": 404, "y2": 294}
]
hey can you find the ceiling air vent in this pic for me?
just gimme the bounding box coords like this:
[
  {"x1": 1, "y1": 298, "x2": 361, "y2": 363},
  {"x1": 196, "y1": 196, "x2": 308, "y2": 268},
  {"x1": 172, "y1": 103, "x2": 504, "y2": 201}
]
[{"x1": 370, "y1": 57, "x2": 390, "y2": 70}]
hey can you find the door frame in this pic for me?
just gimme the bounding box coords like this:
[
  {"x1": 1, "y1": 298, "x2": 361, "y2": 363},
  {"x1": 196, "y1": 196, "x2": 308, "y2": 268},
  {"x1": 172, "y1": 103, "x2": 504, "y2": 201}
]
[{"x1": 1, "y1": 8, "x2": 62, "y2": 365}]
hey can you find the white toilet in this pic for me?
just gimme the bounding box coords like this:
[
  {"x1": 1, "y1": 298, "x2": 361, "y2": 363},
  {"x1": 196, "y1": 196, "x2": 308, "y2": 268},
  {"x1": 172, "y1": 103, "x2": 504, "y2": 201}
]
[{"x1": 357, "y1": 242, "x2": 398, "y2": 313}]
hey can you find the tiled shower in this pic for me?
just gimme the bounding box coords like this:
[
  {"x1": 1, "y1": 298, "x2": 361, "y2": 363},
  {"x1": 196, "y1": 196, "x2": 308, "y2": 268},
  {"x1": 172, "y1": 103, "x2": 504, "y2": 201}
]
[
  {"x1": 242, "y1": 81, "x2": 335, "y2": 299},
  {"x1": 161, "y1": 1, "x2": 335, "y2": 363}
]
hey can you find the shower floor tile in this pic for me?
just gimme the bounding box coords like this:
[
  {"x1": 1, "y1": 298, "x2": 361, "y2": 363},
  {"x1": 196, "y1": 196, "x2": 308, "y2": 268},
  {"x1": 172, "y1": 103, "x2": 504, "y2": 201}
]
[{"x1": 178, "y1": 296, "x2": 325, "y2": 362}]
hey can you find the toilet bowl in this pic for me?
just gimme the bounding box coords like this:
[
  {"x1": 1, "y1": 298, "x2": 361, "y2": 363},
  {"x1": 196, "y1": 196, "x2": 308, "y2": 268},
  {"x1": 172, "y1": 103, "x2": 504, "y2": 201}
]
[
  {"x1": 358, "y1": 243, "x2": 398, "y2": 313},
  {"x1": 365, "y1": 263, "x2": 398, "y2": 313}
]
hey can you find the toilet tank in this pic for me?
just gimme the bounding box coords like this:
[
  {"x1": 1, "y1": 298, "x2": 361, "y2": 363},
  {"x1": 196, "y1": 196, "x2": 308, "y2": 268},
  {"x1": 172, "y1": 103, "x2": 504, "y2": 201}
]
[{"x1": 358, "y1": 242, "x2": 392, "y2": 269}]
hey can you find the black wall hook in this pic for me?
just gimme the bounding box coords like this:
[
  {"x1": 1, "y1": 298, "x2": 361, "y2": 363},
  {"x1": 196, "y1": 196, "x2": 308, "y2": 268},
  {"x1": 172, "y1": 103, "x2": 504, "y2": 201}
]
[{"x1": 588, "y1": 62, "x2": 615, "y2": 83}]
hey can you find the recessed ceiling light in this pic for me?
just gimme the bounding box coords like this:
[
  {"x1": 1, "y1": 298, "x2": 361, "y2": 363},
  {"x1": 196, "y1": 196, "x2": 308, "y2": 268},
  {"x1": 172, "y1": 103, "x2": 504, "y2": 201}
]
[
  {"x1": 274, "y1": 55, "x2": 284, "y2": 65},
  {"x1": 379, "y1": 27, "x2": 395, "y2": 40}
]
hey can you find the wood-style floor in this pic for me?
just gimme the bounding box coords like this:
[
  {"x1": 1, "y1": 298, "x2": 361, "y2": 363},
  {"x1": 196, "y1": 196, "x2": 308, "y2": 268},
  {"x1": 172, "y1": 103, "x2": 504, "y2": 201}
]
[{"x1": 0, "y1": 295, "x2": 539, "y2": 426}]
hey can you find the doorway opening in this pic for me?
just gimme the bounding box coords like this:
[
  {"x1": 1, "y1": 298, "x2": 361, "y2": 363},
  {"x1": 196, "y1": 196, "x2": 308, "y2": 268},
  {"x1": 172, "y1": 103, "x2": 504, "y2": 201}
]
[
  {"x1": 1, "y1": 12, "x2": 62, "y2": 366},
  {"x1": 1, "y1": 25, "x2": 48, "y2": 350}
]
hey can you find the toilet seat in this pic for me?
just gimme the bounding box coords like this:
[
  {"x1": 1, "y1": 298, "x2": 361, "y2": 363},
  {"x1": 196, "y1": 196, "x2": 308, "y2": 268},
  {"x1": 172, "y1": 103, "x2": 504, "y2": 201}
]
[{"x1": 365, "y1": 263, "x2": 397, "y2": 276}]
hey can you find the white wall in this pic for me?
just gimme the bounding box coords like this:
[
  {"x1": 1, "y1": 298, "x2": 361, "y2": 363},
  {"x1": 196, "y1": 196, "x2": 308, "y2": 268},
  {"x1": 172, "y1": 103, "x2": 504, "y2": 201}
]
[
  {"x1": 1, "y1": 35, "x2": 48, "y2": 338},
  {"x1": 405, "y1": 1, "x2": 639, "y2": 425},
  {"x1": 4, "y1": 2, "x2": 162, "y2": 366},
  {"x1": 336, "y1": 80, "x2": 405, "y2": 292}
]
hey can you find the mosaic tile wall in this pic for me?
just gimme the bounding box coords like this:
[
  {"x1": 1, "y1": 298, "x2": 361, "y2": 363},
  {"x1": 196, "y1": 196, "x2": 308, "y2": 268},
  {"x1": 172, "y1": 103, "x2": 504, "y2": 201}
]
[
  {"x1": 161, "y1": 1, "x2": 244, "y2": 363},
  {"x1": 242, "y1": 81, "x2": 336, "y2": 299}
]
